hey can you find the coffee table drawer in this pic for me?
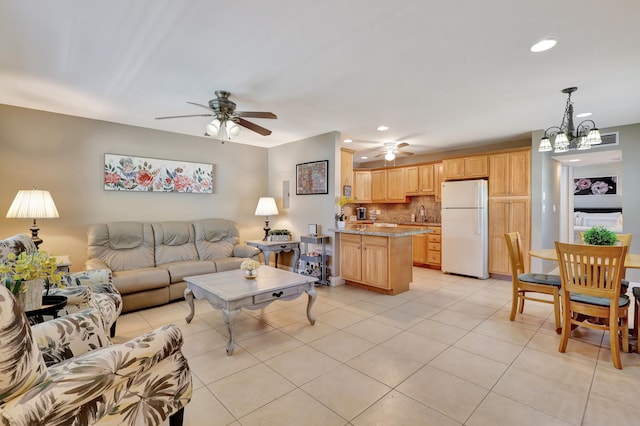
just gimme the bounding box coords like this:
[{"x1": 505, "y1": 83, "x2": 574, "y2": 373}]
[{"x1": 253, "y1": 286, "x2": 301, "y2": 304}]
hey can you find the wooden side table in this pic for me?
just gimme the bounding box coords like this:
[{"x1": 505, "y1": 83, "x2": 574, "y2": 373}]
[{"x1": 246, "y1": 240, "x2": 300, "y2": 270}]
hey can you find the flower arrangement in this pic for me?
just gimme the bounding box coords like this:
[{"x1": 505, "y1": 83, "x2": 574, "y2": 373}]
[
  {"x1": 240, "y1": 259, "x2": 261, "y2": 272},
  {"x1": 1, "y1": 251, "x2": 64, "y2": 296},
  {"x1": 582, "y1": 226, "x2": 618, "y2": 246}
]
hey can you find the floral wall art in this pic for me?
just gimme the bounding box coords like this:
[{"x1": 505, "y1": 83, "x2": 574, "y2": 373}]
[
  {"x1": 104, "y1": 154, "x2": 214, "y2": 193},
  {"x1": 573, "y1": 176, "x2": 617, "y2": 196}
]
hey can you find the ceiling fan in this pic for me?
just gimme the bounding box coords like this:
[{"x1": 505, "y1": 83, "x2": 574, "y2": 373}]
[
  {"x1": 375, "y1": 142, "x2": 415, "y2": 161},
  {"x1": 155, "y1": 90, "x2": 277, "y2": 138}
]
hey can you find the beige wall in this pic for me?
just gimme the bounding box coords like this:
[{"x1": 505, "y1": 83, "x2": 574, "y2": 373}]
[{"x1": 0, "y1": 105, "x2": 269, "y2": 271}]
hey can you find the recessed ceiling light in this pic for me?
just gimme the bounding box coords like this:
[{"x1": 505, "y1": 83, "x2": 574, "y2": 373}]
[
  {"x1": 361, "y1": 156, "x2": 368, "y2": 159},
  {"x1": 576, "y1": 112, "x2": 592, "y2": 118},
  {"x1": 377, "y1": 126, "x2": 389, "y2": 131},
  {"x1": 530, "y1": 38, "x2": 557, "y2": 53},
  {"x1": 568, "y1": 159, "x2": 581, "y2": 162},
  {"x1": 344, "y1": 139, "x2": 352, "y2": 143}
]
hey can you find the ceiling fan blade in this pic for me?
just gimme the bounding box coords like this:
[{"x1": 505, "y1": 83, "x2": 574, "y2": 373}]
[
  {"x1": 237, "y1": 117, "x2": 272, "y2": 136},
  {"x1": 186, "y1": 101, "x2": 216, "y2": 112},
  {"x1": 398, "y1": 151, "x2": 415, "y2": 156},
  {"x1": 155, "y1": 113, "x2": 214, "y2": 120},
  {"x1": 236, "y1": 111, "x2": 277, "y2": 119},
  {"x1": 397, "y1": 142, "x2": 409, "y2": 149}
]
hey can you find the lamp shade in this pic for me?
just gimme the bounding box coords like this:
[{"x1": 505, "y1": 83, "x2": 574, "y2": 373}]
[
  {"x1": 254, "y1": 197, "x2": 278, "y2": 216},
  {"x1": 6, "y1": 190, "x2": 59, "y2": 219}
]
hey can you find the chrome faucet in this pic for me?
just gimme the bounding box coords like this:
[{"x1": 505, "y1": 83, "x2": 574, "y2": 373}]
[{"x1": 418, "y1": 205, "x2": 426, "y2": 222}]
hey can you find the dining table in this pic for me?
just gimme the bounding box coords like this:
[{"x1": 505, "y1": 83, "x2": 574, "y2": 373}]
[
  {"x1": 530, "y1": 246, "x2": 640, "y2": 352},
  {"x1": 529, "y1": 248, "x2": 640, "y2": 269}
]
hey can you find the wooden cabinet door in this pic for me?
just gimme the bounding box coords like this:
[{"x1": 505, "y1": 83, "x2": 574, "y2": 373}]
[
  {"x1": 464, "y1": 156, "x2": 488, "y2": 177},
  {"x1": 412, "y1": 233, "x2": 428, "y2": 264},
  {"x1": 362, "y1": 235, "x2": 389, "y2": 289},
  {"x1": 489, "y1": 153, "x2": 509, "y2": 197},
  {"x1": 443, "y1": 158, "x2": 464, "y2": 180},
  {"x1": 354, "y1": 171, "x2": 371, "y2": 202},
  {"x1": 371, "y1": 170, "x2": 387, "y2": 202},
  {"x1": 340, "y1": 148, "x2": 354, "y2": 190},
  {"x1": 405, "y1": 166, "x2": 419, "y2": 194},
  {"x1": 435, "y1": 163, "x2": 444, "y2": 202},
  {"x1": 419, "y1": 164, "x2": 435, "y2": 194},
  {"x1": 340, "y1": 234, "x2": 362, "y2": 282},
  {"x1": 509, "y1": 150, "x2": 531, "y2": 197},
  {"x1": 489, "y1": 198, "x2": 530, "y2": 275},
  {"x1": 489, "y1": 199, "x2": 510, "y2": 275},
  {"x1": 386, "y1": 168, "x2": 405, "y2": 201}
]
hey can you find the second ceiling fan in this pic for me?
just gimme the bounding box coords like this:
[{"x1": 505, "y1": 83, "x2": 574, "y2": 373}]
[{"x1": 156, "y1": 90, "x2": 277, "y2": 138}]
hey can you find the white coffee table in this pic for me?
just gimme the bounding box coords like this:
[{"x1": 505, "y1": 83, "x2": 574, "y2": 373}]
[{"x1": 184, "y1": 266, "x2": 317, "y2": 355}]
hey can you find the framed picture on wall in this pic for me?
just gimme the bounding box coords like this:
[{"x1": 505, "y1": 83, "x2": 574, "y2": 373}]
[
  {"x1": 296, "y1": 160, "x2": 329, "y2": 195},
  {"x1": 573, "y1": 176, "x2": 618, "y2": 196}
]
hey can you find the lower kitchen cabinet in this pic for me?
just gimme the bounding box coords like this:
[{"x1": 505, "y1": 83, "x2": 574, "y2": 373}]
[
  {"x1": 412, "y1": 226, "x2": 441, "y2": 269},
  {"x1": 339, "y1": 232, "x2": 413, "y2": 294}
]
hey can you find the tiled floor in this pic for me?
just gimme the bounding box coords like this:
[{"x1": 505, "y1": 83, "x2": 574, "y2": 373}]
[{"x1": 114, "y1": 268, "x2": 640, "y2": 425}]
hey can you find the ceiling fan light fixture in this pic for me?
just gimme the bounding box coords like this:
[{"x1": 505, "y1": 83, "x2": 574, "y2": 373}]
[
  {"x1": 226, "y1": 120, "x2": 240, "y2": 138},
  {"x1": 205, "y1": 119, "x2": 221, "y2": 137},
  {"x1": 384, "y1": 151, "x2": 395, "y2": 161}
]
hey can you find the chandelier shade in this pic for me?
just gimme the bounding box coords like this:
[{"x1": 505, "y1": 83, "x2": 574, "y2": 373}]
[{"x1": 538, "y1": 87, "x2": 602, "y2": 154}]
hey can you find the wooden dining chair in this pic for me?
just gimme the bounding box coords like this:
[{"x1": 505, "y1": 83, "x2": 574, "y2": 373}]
[
  {"x1": 555, "y1": 241, "x2": 630, "y2": 369},
  {"x1": 504, "y1": 232, "x2": 561, "y2": 332}
]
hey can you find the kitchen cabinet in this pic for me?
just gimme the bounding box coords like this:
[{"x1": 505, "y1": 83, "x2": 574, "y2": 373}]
[
  {"x1": 412, "y1": 226, "x2": 441, "y2": 268},
  {"x1": 489, "y1": 198, "x2": 530, "y2": 275},
  {"x1": 372, "y1": 169, "x2": 407, "y2": 202},
  {"x1": 443, "y1": 156, "x2": 488, "y2": 180},
  {"x1": 435, "y1": 163, "x2": 444, "y2": 202},
  {"x1": 354, "y1": 170, "x2": 371, "y2": 202},
  {"x1": 489, "y1": 150, "x2": 530, "y2": 197},
  {"x1": 405, "y1": 164, "x2": 435, "y2": 195},
  {"x1": 339, "y1": 231, "x2": 414, "y2": 294},
  {"x1": 340, "y1": 148, "x2": 355, "y2": 194}
]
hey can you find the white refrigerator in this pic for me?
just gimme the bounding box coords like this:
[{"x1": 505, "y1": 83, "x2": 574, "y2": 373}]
[{"x1": 441, "y1": 179, "x2": 489, "y2": 279}]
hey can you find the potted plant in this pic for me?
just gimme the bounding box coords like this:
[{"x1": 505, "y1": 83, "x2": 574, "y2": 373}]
[
  {"x1": 0, "y1": 251, "x2": 64, "y2": 311},
  {"x1": 268, "y1": 229, "x2": 291, "y2": 242},
  {"x1": 582, "y1": 226, "x2": 618, "y2": 246},
  {"x1": 240, "y1": 259, "x2": 261, "y2": 279},
  {"x1": 335, "y1": 210, "x2": 347, "y2": 228}
]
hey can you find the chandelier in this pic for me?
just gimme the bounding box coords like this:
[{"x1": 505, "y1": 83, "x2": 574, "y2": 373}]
[{"x1": 538, "y1": 87, "x2": 602, "y2": 153}]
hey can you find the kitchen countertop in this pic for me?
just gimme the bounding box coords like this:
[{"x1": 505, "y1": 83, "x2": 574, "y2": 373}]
[
  {"x1": 330, "y1": 224, "x2": 432, "y2": 237},
  {"x1": 346, "y1": 221, "x2": 441, "y2": 227}
]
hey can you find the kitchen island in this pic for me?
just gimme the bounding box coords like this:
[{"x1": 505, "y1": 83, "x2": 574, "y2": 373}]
[{"x1": 332, "y1": 225, "x2": 431, "y2": 295}]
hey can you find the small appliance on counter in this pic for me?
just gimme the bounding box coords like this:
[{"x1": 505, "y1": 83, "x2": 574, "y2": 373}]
[{"x1": 356, "y1": 207, "x2": 367, "y2": 220}]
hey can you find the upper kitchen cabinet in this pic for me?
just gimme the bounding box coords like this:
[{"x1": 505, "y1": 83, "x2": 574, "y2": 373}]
[
  {"x1": 489, "y1": 150, "x2": 531, "y2": 197},
  {"x1": 443, "y1": 156, "x2": 488, "y2": 180},
  {"x1": 354, "y1": 170, "x2": 372, "y2": 203},
  {"x1": 340, "y1": 148, "x2": 355, "y2": 193},
  {"x1": 405, "y1": 164, "x2": 435, "y2": 196},
  {"x1": 372, "y1": 169, "x2": 407, "y2": 202},
  {"x1": 435, "y1": 163, "x2": 444, "y2": 202}
]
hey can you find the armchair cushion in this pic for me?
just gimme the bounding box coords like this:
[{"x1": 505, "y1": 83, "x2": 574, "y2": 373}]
[{"x1": 233, "y1": 244, "x2": 261, "y2": 260}]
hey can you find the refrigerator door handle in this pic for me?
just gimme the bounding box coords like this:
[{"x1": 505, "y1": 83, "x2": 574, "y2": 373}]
[{"x1": 477, "y1": 209, "x2": 482, "y2": 235}]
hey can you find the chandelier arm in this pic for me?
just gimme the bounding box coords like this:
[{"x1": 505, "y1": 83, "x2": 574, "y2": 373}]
[
  {"x1": 543, "y1": 126, "x2": 563, "y2": 138},
  {"x1": 576, "y1": 119, "x2": 597, "y2": 135}
]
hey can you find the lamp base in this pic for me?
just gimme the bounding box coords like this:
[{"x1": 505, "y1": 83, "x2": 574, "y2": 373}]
[
  {"x1": 263, "y1": 219, "x2": 270, "y2": 241},
  {"x1": 30, "y1": 219, "x2": 43, "y2": 250}
]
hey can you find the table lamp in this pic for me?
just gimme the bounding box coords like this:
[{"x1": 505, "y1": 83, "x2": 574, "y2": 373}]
[
  {"x1": 254, "y1": 197, "x2": 278, "y2": 240},
  {"x1": 6, "y1": 189, "x2": 59, "y2": 249}
]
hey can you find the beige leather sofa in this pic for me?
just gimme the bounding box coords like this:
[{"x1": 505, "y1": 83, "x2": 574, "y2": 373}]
[{"x1": 86, "y1": 219, "x2": 260, "y2": 312}]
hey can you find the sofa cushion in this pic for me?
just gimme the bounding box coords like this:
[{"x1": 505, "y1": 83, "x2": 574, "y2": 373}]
[
  {"x1": 214, "y1": 257, "x2": 246, "y2": 272},
  {"x1": 0, "y1": 286, "x2": 50, "y2": 404},
  {"x1": 153, "y1": 222, "x2": 199, "y2": 266},
  {"x1": 87, "y1": 222, "x2": 155, "y2": 271},
  {"x1": 193, "y1": 219, "x2": 240, "y2": 261},
  {"x1": 113, "y1": 267, "x2": 169, "y2": 294},
  {"x1": 158, "y1": 260, "x2": 217, "y2": 283}
]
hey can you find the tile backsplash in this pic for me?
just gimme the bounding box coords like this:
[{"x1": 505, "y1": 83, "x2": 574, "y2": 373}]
[{"x1": 344, "y1": 195, "x2": 440, "y2": 223}]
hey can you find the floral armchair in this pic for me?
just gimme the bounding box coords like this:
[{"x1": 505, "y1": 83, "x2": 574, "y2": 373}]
[
  {"x1": 0, "y1": 234, "x2": 122, "y2": 337},
  {"x1": 0, "y1": 284, "x2": 192, "y2": 425}
]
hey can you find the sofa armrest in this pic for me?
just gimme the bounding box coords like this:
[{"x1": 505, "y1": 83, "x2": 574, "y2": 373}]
[
  {"x1": 31, "y1": 309, "x2": 110, "y2": 367},
  {"x1": 84, "y1": 257, "x2": 110, "y2": 271},
  {"x1": 0, "y1": 325, "x2": 190, "y2": 425},
  {"x1": 233, "y1": 244, "x2": 261, "y2": 259}
]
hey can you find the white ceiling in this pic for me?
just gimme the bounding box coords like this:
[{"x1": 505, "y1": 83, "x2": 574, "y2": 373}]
[{"x1": 2, "y1": 1, "x2": 640, "y2": 163}]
